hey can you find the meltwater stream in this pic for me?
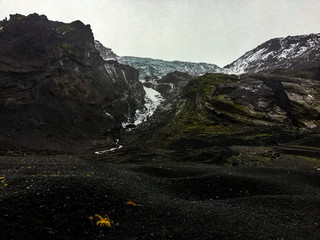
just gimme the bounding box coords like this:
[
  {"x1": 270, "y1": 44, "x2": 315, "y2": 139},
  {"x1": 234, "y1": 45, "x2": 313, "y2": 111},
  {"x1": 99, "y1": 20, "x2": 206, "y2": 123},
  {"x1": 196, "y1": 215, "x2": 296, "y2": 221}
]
[
  {"x1": 95, "y1": 86, "x2": 164, "y2": 154},
  {"x1": 94, "y1": 139, "x2": 123, "y2": 155}
]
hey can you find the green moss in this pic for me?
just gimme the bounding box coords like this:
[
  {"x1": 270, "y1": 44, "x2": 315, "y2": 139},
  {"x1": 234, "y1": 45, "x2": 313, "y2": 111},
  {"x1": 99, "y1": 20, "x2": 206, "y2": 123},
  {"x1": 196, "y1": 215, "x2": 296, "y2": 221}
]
[
  {"x1": 213, "y1": 99, "x2": 249, "y2": 115},
  {"x1": 184, "y1": 74, "x2": 265, "y2": 123},
  {"x1": 271, "y1": 69, "x2": 317, "y2": 80},
  {"x1": 170, "y1": 99, "x2": 242, "y2": 135},
  {"x1": 298, "y1": 156, "x2": 320, "y2": 165},
  {"x1": 287, "y1": 145, "x2": 320, "y2": 151},
  {"x1": 294, "y1": 71, "x2": 315, "y2": 79},
  {"x1": 169, "y1": 73, "x2": 248, "y2": 135},
  {"x1": 183, "y1": 73, "x2": 238, "y2": 99},
  {"x1": 311, "y1": 87, "x2": 320, "y2": 101},
  {"x1": 51, "y1": 45, "x2": 60, "y2": 52},
  {"x1": 61, "y1": 42, "x2": 70, "y2": 49},
  {"x1": 245, "y1": 133, "x2": 273, "y2": 140}
]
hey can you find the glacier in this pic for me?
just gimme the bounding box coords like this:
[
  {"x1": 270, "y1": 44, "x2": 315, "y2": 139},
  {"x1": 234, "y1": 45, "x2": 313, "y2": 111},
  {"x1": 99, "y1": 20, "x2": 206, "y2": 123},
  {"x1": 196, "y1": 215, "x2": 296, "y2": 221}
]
[
  {"x1": 134, "y1": 86, "x2": 164, "y2": 125},
  {"x1": 122, "y1": 86, "x2": 164, "y2": 128}
]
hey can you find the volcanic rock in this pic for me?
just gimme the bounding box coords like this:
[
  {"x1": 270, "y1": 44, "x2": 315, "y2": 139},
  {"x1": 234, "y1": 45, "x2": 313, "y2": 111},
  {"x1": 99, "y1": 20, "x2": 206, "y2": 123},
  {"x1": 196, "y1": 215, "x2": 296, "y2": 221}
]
[{"x1": 0, "y1": 14, "x2": 144, "y2": 152}]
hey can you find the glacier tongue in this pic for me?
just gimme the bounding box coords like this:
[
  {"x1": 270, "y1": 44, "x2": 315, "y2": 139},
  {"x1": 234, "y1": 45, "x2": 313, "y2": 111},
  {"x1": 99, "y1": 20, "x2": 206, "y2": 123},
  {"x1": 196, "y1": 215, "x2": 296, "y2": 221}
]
[
  {"x1": 121, "y1": 85, "x2": 164, "y2": 129},
  {"x1": 134, "y1": 86, "x2": 164, "y2": 125}
]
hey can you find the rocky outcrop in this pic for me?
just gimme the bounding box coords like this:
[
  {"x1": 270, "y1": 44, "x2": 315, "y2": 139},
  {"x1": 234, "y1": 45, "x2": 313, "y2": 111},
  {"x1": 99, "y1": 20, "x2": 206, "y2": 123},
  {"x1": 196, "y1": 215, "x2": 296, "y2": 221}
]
[
  {"x1": 0, "y1": 14, "x2": 144, "y2": 152},
  {"x1": 225, "y1": 33, "x2": 320, "y2": 74},
  {"x1": 170, "y1": 73, "x2": 320, "y2": 133},
  {"x1": 123, "y1": 72, "x2": 320, "y2": 163},
  {"x1": 143, "y1": 71, "x2": 193, "y2": 99},
  {"x1": 94, "y1": 40, "x2": 118, "y2": 61}
]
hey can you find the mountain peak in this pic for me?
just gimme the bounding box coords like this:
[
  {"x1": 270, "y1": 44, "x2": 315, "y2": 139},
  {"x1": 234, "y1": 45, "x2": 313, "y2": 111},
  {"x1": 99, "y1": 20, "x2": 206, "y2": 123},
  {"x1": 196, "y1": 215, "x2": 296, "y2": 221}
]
[
  {"x1": 224, "y1": 33, "x2": 320, "y2": 74},
  {"x1": 94, "y1": 40, "x2": 118, "y2": 61}
]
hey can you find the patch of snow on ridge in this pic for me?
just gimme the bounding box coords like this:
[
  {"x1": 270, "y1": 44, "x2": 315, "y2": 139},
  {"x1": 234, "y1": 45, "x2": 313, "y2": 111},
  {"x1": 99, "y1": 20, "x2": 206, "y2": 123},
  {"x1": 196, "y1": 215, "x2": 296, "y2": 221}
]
[
  {"x1": 134, "y1": 86, "x2": 164, "y2": 125},
  {"x1": 277, "y1": 43, "x2": 299, "y2": 60},
  {"x1": 246, "y1": 48, "x2": 267, "y2": 62}
]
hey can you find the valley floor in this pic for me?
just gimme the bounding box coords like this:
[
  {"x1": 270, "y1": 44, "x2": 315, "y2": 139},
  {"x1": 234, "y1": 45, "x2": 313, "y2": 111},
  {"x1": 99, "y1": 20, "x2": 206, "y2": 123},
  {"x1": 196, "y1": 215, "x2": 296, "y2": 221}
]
[{"x1": 0, "y1": 152, "x2": 320, "y2": 239}]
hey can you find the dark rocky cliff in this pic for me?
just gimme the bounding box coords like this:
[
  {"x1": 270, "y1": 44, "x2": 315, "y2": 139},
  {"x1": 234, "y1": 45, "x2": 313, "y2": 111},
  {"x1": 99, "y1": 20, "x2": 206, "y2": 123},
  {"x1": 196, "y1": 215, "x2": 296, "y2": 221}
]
[{"x1": 0, "y1": 14, "x2": 144, "y2": 152}]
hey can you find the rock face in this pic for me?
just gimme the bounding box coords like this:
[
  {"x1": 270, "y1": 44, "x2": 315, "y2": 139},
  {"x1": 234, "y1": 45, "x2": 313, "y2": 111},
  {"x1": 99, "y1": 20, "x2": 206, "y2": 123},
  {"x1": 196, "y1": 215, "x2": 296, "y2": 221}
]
[
  {"x1": 0, "y1": 14, "x2": 144, "y2": 151},
  {"x1": 225, "y1": 33, "x2": 320, "y2": 74},
  {"x1": 143, "y1": 71, "x2": 193, "y2": 99},
  {"x1": 174, "y1": 73, "x2": 320, "y2": 130},
  {"x1": 94, "y1": 40, "x2": 118, "y2": 61}
]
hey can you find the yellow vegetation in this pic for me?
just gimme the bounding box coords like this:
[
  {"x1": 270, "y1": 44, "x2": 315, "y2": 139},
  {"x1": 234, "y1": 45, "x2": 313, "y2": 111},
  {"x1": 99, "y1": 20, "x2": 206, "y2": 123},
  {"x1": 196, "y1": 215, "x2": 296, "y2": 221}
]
[
  {"x1": 126, "y1": 200, "x2": 140, "y2": 207},
  {"x1": 94, "y1": 214, "x2": 113, "y2": 228},
  {"x1": 1, "y1": 177, "x2": 8, "y2": 189}
]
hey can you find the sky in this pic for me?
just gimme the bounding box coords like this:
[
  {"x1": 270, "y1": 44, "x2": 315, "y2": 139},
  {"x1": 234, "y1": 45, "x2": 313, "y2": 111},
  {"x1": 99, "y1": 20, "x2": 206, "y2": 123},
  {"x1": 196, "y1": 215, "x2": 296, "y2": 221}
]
[{"x1": 0, "y1": 0, "x2": 319, "y2": 67}]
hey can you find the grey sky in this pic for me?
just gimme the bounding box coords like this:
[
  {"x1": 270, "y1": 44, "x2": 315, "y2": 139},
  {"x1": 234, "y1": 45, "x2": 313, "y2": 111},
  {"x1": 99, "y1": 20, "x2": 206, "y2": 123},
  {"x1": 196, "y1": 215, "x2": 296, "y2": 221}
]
[{"x1": 0, "y1": 0, "x2": 319, "y2": 66}]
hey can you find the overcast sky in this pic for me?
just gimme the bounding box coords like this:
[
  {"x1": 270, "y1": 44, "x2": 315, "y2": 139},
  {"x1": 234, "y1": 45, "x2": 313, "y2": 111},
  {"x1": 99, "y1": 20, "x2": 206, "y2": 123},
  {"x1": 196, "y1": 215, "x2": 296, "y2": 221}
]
[{"x1": 0, "y1": 0, "x2": 319, "y2": 66}]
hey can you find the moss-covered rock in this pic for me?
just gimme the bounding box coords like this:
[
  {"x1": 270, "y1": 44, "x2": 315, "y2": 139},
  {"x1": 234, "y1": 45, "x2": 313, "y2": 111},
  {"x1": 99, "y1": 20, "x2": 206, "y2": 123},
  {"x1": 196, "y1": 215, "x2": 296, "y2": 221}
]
[{"x1": 125, "y1": 72, "x2": 320, "y2": 162}]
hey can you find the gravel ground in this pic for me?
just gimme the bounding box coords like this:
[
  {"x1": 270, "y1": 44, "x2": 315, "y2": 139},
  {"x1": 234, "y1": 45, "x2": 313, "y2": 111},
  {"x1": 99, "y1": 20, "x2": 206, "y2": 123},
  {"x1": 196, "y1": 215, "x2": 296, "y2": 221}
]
[{"x1": 0, "y1": 154, "x2": 320, "y2": 239}]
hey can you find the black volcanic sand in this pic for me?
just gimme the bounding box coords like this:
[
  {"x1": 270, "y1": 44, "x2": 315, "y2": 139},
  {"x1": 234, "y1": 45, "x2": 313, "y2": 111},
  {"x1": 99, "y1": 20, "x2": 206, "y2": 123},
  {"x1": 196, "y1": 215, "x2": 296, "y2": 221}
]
[{"x1": 0, "y1": 153, "x2": 320, "y2": 240}]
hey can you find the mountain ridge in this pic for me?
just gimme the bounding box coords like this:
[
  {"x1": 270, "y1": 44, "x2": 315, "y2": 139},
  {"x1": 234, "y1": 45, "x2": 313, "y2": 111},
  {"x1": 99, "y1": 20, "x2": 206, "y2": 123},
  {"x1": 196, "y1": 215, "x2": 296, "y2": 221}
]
[{"x1": 224, "y1": 33, "x2": 320, "y2": 74}]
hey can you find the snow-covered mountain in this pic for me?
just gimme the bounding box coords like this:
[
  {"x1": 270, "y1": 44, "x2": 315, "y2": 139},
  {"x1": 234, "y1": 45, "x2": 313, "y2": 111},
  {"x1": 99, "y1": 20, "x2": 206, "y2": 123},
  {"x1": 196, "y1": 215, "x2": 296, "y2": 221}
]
[
  {"x1": 225, "y1": 33, "x2": 320, "y2": 74},
  {"x1": 118, "y1": 56, "x2": 225, "y2": 80}
]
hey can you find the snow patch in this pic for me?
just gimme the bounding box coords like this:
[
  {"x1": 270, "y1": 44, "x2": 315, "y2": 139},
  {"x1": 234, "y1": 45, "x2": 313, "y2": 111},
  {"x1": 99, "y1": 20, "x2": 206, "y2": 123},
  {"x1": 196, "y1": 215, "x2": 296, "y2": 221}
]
[
  {"x1": 296, "y1": 46, "x2": 308, "y2": 56},
  {"x1": 261, "y1": 51, "x2": 274, "y2": 60},
  {"x1": 307, "y1": 94, "x2": 314, "y2": 99},
  {"x1": 121, "y1": 84, "x2": 164, "y2": 129},
  {"x1": 95, "y1": 139, "x2": 123, "y2": 154},
  {"x1": 104, "y1": 111, "x2": 114, "y2": 119},
  {"x1": 134, "y1": 86, "x2": 164, "y2": 125},
  {"x1": 104, "y1": 64, "x2": 116, "y2": 83},
  {"x1": 277, "y1": 43, "x2": 299, "y2": 60},
  {"x1": 121, "y1": 69, "x2": 128, "y2": 83},
  {"x1": 95, "y1": 145, "x2": 123, "y2": 154}
]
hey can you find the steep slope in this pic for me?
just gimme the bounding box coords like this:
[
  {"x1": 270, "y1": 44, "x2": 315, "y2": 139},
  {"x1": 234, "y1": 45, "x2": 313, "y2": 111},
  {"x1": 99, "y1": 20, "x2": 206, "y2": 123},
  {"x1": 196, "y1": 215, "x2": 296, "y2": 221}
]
[
  {"x1": 94, "y1": 40, "x2": 118, "y2": 61},
  {"x1": 118, "y1": 56, "x2": 225, "y2": 80},
  {"x1": 143, "y1": 71, "x2": 193, "y2": 99},
  {"x1": 121, "y1": 72, "x2": 320, "y2": 164},
  {"x1": 0, "y1": 14, "x2": 144, "y2": 152},
  {"x1": 225, "y1": 33, "x2": 320, "y2": 74}
]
